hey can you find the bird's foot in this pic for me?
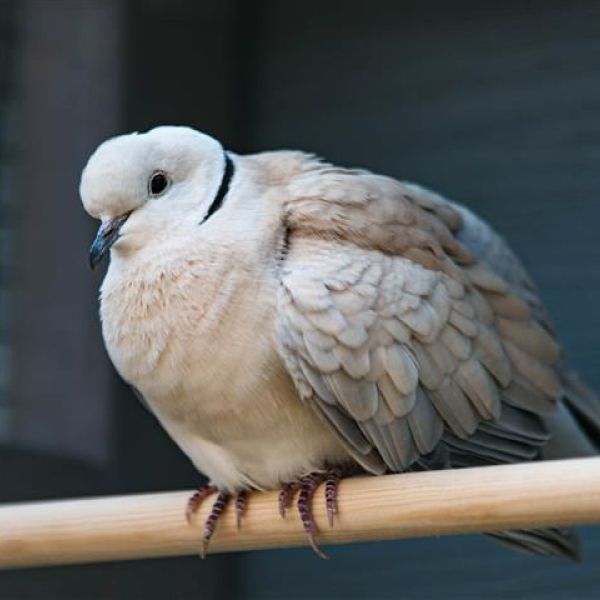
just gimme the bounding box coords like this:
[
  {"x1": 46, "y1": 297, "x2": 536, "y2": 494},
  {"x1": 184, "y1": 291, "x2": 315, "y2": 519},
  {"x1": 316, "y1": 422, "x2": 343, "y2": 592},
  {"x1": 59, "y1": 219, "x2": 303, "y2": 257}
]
[
  {"x1": 278, "y1": 468, "x2": 342, "y2": 559},
  {"x1": 185, "y1": 484, "x2": 218, "y2": 524},
  {"x1": 186, "y1": 485, "x2": 249, "y2": 558},
  {"x1": 185, "y1": 468, "x2": 342, "y2": 559}
]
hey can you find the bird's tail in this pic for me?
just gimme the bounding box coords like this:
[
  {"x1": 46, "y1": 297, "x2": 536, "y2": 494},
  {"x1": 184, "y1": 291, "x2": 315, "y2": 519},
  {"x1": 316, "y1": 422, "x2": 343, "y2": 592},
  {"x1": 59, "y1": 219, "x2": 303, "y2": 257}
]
[
  {"x1": 487, "y1": 527, "x2": 581, "y2": 560},
  {"x1": 542, "y1": 370, "x2": 600, "y2": 460},
  {"x1": 490, "y1": 369, "x2": 600, "y2": 560}
]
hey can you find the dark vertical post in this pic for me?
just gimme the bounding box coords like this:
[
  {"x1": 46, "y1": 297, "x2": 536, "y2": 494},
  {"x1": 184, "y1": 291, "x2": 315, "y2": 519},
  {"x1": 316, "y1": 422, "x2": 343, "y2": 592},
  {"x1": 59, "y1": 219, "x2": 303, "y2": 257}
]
[{"x1": 12, "y1": 0, "x2": 122, "y2": 463}]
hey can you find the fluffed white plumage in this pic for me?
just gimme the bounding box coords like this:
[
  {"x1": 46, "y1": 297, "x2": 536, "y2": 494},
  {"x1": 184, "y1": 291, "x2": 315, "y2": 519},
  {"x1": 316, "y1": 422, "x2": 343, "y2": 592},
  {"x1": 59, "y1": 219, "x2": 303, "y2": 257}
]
[
  {"x1": 82, "y1": 127, "x2": 350, "y2": 491},
  {"x1": 80, "y1": 126, "x2": 600, "y2": 558}
]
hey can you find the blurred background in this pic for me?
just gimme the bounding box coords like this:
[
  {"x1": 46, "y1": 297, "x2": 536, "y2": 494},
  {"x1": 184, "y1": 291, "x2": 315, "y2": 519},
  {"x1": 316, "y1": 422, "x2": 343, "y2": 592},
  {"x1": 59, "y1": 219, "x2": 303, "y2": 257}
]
[{"x1": 1, "y1": 0, "x2": 599, "y2": 598}]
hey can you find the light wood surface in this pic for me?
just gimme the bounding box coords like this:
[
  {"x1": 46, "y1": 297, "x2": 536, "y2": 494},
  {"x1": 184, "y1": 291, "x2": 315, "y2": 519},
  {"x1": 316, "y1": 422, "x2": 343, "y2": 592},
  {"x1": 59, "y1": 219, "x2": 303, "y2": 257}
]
[{"x1": 0, "y1": 457, "x2": 599, "y2": 569}]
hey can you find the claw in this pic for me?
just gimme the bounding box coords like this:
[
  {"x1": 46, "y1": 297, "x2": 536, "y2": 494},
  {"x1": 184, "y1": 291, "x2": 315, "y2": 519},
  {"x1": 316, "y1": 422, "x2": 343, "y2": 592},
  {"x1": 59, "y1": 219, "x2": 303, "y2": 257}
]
[
  {"x1": 297, "y1": 474, "x2": 328, "y2": 559},
  {"x1": 200, "y1": 536, "x2": 209, "y2": 560},
  {"x1": 307, "y1": 531, "x2": 329, "y2": 560},
  {"x1": 276, "y1": 469, "x2": 344, "y2": 558}
]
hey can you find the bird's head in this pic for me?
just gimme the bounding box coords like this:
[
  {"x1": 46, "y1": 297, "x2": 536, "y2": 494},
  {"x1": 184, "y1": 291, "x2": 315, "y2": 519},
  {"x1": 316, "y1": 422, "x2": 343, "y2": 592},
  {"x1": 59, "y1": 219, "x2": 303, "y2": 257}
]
[{"x1": 80, "y1": 126, "x2": 230, "y2": 268}]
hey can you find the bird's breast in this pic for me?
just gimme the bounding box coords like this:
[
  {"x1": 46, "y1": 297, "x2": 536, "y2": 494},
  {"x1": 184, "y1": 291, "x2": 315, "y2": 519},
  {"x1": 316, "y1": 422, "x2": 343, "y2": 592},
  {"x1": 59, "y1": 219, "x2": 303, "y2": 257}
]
[
  {"x1": 100, "y1": 250, "x2": 274, "y2": 400},
  {"x1": 152, "y1": 374, "x2": 349, "y2": 491},
  {"x1": 98, "y1": 251, "x2": 348, "y2": 491}
]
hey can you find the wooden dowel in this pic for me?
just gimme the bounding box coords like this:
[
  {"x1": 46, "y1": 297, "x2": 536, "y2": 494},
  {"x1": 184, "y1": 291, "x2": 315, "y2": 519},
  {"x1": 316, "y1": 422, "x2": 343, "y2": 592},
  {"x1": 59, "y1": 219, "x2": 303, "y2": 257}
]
[{"x1": 0, "y1": 457, "x2": 599, "y2": 569}]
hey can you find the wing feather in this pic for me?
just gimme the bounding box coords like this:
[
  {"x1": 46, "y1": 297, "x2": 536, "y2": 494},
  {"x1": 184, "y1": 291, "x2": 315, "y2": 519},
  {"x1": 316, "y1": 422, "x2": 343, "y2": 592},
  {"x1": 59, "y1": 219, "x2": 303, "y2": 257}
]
[{"x1": 275, "y1": 161, "x2": 573, "y2": 481}]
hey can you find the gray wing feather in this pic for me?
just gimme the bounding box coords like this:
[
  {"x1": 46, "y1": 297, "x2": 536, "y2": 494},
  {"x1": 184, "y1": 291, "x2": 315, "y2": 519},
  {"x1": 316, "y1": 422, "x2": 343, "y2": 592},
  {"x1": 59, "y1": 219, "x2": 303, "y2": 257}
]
[{"x1": 274, "y1": 169, "x2": 594, "y2": 560}]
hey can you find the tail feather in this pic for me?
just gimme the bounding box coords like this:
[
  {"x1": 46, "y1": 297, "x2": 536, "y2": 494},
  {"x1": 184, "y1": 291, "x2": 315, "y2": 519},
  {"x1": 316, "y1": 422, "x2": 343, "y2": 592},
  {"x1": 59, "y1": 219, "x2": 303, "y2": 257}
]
[
  {"x1": 492, "y1": 370, "x2": 598, "y2": 560},
  {"x1": 561, "y1": 370, "x2": 600, "y2": 451},
  {"x1": 486, "y1": 527, "x2": 581, "y2": 561},
  {"x1": 542, "y1": 370, "x2": 600, "y2": 460}
]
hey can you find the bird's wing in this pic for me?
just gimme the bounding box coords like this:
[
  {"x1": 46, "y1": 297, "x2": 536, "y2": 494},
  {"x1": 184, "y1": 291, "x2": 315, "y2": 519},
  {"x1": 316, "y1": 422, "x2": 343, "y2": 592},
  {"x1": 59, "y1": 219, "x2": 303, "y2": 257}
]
[{"x1": 276, "y1": 165, "x2": 563, "y2": 474}]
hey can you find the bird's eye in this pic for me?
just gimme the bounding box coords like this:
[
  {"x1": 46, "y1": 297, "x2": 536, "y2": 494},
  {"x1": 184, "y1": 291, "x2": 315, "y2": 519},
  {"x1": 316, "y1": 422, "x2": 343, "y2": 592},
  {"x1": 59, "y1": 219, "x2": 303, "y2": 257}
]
[{"x1": 149, "y1": 171, "x2": 169, "y2": 196}]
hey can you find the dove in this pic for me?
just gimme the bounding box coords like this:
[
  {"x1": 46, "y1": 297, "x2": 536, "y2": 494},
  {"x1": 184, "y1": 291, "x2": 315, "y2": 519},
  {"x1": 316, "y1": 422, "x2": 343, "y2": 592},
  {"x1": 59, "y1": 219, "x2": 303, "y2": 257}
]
[{"x1": 80, "y1": 125, "x2": 600, "y2": 559}]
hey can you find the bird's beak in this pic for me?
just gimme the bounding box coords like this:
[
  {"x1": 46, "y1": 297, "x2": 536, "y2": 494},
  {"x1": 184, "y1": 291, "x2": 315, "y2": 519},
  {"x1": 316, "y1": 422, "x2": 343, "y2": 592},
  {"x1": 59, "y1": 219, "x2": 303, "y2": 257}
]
[{"x1": 89, "y1": 213, "x2": 131, "y2": 269}]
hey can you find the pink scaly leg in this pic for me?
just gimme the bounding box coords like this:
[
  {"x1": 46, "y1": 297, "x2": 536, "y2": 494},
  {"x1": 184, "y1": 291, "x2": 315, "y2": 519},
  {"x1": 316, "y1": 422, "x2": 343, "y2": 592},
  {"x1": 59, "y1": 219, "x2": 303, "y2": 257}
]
[
  {"x1": 278, "y1": 481, "x2": 299, "y2": 518},
  {"x1": 325, "y1": 468, "x2": 341, "y2": 527},
  {"x1": 297, "y1": 473, "x2": 328, "y2": 559},
  {"x1": 186, "y1": 486, "x2": 251, "y2": 556},
  {"x1": 185, "y1": 484, "x2": 217, "y2": 524}
]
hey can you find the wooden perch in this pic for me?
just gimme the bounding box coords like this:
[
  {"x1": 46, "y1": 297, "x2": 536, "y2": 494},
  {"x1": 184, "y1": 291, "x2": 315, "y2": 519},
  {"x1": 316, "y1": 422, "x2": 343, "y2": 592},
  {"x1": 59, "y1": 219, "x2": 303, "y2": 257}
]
[{"x1": 0, "y1": 457, "x2": 599, "y2": 569}]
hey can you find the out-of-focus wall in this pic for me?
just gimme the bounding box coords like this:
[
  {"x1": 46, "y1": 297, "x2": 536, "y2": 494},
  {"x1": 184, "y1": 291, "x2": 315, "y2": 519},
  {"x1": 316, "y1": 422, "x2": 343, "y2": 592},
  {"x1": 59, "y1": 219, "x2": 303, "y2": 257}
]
[
  {"x1": 0, "y1": 0, "x2": 18, "y2": 438},
  {"x1": 0, "y1": 1, "x2": 599, "y2": 599},
  {"x1": 9, "y1": 0, "x2": 121, "y2": 464}
]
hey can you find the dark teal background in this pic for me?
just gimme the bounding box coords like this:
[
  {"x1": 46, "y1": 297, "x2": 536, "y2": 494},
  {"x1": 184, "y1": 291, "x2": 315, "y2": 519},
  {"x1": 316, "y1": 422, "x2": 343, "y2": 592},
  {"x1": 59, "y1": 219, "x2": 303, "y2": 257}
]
[{"x1": 1, "y1": 1, "x2": 599, "y2": 598}]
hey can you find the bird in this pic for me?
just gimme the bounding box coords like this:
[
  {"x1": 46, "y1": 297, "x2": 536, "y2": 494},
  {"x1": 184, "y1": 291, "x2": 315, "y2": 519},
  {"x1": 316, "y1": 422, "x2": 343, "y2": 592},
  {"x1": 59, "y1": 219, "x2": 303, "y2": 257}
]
[{"x1": 80, "y1": 125, "x2": 600, "y2": 559}]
